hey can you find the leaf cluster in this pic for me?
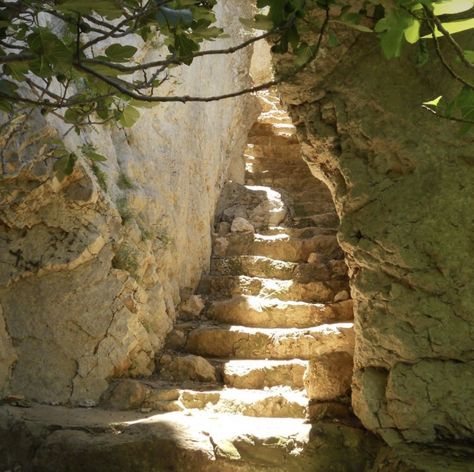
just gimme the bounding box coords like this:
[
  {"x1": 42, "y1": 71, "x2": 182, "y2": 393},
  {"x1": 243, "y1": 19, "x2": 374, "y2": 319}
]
[{"x1": 249, "y1": 0, "x2": 474, "y2": 130}]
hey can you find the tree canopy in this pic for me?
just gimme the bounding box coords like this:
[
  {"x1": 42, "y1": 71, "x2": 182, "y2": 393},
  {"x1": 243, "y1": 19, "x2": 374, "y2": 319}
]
[{"x1": 0, "y1": 0, "x2": 473, "y2": 175}]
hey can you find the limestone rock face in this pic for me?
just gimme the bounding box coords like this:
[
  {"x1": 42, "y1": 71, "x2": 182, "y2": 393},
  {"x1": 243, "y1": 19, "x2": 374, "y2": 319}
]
[
  {"x1": 304, "y1": 352, "x2": 353, "y2": 401},
  {"x1": 0, "y1": 0, "x2": 258, "y2": 404},
  {"x1": 274, "y1": 22, "x2": 474, "y2": 447}
]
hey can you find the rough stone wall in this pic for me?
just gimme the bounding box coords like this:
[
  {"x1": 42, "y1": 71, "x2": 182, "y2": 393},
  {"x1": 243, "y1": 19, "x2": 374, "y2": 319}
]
[
  {"x1": 275, "y1": 29, "x2": 474, "y2": 448},
  {"x1": 0, "y1": 0, "x2": 258, "y2": 405}
]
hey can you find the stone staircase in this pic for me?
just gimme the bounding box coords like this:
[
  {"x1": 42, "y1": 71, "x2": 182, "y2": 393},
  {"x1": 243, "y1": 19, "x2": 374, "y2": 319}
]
[
  {"x1": 106, "y1": 89, "x2": 357, "y2": 422},
  {"x1": 0, "y1": 91, "x2": 380, "y2": 472}
]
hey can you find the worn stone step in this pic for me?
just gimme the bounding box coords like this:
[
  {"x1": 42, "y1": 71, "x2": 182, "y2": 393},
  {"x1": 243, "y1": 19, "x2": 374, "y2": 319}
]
[
  {"x1": 248, "y1": 122, "x2": 296, "y2": 137},
  {"x1": 0, "y1": 404, "x2": 381, "y2": 472},
  {"x1": 219, "y1": 359, "x2": 307, "y2": 389},
  {"x1": 245, "y1": 171, "x2": 315, "y2": 188},
  {"x1": 244, "y1": 156, "x2": 300, "y2": 172},
  {"x1": 206, "y1": 295, "x2": 353, "y2": 328},
  {"x1": 199, "y1": 275, "x2": 346, "y2": 303},
  {"x1": 291, "y1": 213, "x2": 340, "y2": 229},
  {"x1": 259, "y1": 225, "x2": 336, "y2": 238},
  {"x1": 292, "y1": 201, "x2": 336, "y2": 217},
  {"x1": 245, "y1": 153, "x2": 306, "y2": 166},
  {"x1": 215, "y1": 232, "x2": 341, "y2": 262},
  {"x1": 107, "y1": 380, "x2": 308, "y2": 418},
  {"x1": 248, "y1": 134, "x2": 299, "y2": 147},
  {"x1": 211, "y1": 256, "x2": 338, "y2": 282},
  {"x1": 185, "y1": 323, "x2": 354, "y2": 360}
]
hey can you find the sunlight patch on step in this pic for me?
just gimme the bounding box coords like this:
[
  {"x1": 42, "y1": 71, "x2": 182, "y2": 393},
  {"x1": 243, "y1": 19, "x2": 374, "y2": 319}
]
[
  {"x1": 226, "y1": 323, "x2": 354, "y2": 335},
  {"x1": 254, "y1": 233, "x2": 290, "y2": 241}
]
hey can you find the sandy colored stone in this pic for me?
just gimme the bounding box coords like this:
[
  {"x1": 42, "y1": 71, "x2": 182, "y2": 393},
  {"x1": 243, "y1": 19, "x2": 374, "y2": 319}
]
[
  {"x1": 220, "y1": 232, "x2": 341, "y2": 263},
  {"x1": 0, "y1": 404, "x2": 383, "y2": 472},
  {"x1": 334, "y1": 290, "x2": 350, "y2": 302},
  {"x1": 274, "y1": 19, "x2": 474, "y2": 446},
  {"x1": 201, "y1": 274, "x2": 345, "y2": 303},
  {"x1": 207, "y1": 295, "x2": 353, "y2": 328},
  {"x1": 304, "y1": 352, "x2": 353, "y2": 401},
  {"x1": 159, "y1": 355, "x2": 217, "y2": 383},
  {"x1": 218, "y1": 222, "x2": 231, "y2": 236},
  {"x1": 222, "y1": 359, "x2": 307, "y2": 389},
  {"x1": 103, "y1": 379, "x2": 149, "y2": 410},
  {"x1": 165, "y1": 329, "x2": 187, "y2": 350},
  {"x1": 307, "y1": 401, "x2": 353, "y2": 422},
  {"x1": 231, "y1": 217, "x2": 255, "y2": 233},
  {"x1": 0, "y1": 0, "x2": 258, "y2": 405},
  {"x1": 180, "y1": 295, "x2": 205, "y2": 318},
  {"x1": 186, "y1": 323, "x2": 354, "y2": 360}
]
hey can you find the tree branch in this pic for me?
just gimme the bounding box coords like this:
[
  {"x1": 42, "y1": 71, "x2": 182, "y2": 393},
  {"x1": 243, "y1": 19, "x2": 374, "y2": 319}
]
[
  {"x1": 83, "y1": 28, "x2": 286, "y2": 73},
  {"x1": 425, "y1": 7, "x2": 473, "y2": 69},
  {"x1": 424, "y1": 7, "x2": 474, "y2": 91}
]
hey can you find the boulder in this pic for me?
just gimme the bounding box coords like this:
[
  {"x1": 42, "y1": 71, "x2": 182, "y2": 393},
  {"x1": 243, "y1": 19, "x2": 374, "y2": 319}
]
[
  {"x1": 160, "y1": 355, "x2": 217, "y2": 383},
  {"x1": 231, "y1": 217, "x2": 255, "y2": 233}
]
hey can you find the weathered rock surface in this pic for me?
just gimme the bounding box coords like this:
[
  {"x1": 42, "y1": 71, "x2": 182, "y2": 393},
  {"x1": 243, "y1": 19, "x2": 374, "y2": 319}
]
[
  {"x1": 0, "y1": 0, "x2": 258, "y2": 404},
  {"x1": 206, "y1": 295, "x2": 353, "y2": 328},
  {"x1": 185, "y1": 323, "x2": 354, "y2": 361},
  {"x1": 274, "y1": 14, "x2": 474, "y2": 448},
  {"x1": 0, "y1": 404, "x2": 381, "y2": 472},
  {"x1": 304, "y1": 352, "x2": 353, "y2": 401},
  {"x1": 159, "y1": 354, "x2": 217, "y2": 383}
]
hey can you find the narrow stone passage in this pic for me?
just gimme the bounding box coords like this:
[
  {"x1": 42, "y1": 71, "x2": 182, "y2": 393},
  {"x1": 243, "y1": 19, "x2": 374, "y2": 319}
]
[
  {"x1": 150, "y1": 89, "x2": 355, "y2": 419},
  {"x1": 0, "y1": 91, "x2": 380, "y2": 472}
]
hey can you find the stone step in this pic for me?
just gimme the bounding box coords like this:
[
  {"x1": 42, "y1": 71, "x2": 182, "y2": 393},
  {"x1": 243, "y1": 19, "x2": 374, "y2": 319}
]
[
  {"x1": 292, "y1": 201, "x2": 336, "y2": 217},
  {"x1": 199, "y1": 275, "x2": 347, "y2": 303},
  {"x1": 248, "y1": 122, "x2": 296, "y2": 137},
  {"x1": 219, "y1": 359, "x2": 307, "y2": 389},
  {"x1": 0, "y1": 404, "x2": 381, "y2": 471},
  {"x1": 259, "y1": 225, "x2": 336, "y2": 238},
  {"x1": 245, "y1": 152, "x2": 306, "y2": 165},
  {"x1": 206, "y1": 295, "x2": 353, "y2": 328},
  {"x1": 291, "y1": 213, "x2": 340, "y2": 229},
  {"x1": 215, "y1": 232, "x2": 341, "y2": 263},
  {"x1": 247, "y1": 134, "x2": 299, "y2": 147},
  {"x1": 246, "y1": 161, "x2": 308, "y2": 176},
  {"x1": 245, "y1": 171, "x2": 315, "y2": 188},
  {"x1": 185, "y1": 323, "x2": 354, "y2": 360},
  {"x1": 106, "y1": 380, "x2": 308, "y2": 418},
  {"x1": 211, "y1": 256, "x2": 338, "y2": 282}
]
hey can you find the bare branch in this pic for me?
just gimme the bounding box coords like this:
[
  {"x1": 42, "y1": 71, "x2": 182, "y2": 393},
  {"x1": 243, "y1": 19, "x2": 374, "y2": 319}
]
[
  {"x1": 424, "y1": 7, "x2": 474, "y2": 91},
  {"x1": 425, "y1": 7, "x2": 473, "y2": 69},
  {"x1": 83, "y1": 28, "x2": 286, "y2": 73}
]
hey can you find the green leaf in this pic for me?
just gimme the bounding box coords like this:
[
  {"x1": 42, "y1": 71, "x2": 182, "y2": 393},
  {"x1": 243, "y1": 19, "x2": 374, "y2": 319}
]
[
  {"x1": 380, "y1": 27, "x2": 405, "y2": 59},
  {"x1": 294, "y1": 43, "x2": 316, "y2": 66},
  {"x1": 27, "y1": 28, "x2": 72, "y2": 75},
  {"x1": 119, "y1": 105, "x2": 140, "y2": 128},
  {"x1": 173, "y1": 34, "x2": 199, "y2": 63},
  {"x1": 328, "y1": 30, "x2": 340, "y2": 47},
  {"x1": 433, "y1": 0, "x2": 474, "y2": 15},
  {"x1": 54, "y1": 152, "x2": 77, "y2": 180},
  {"x1": 334, "y1": 20, "x2": 373, "y2": 33},
  {"x1": 156, "y1": 7, "x2": 193, "y2": 27},
  {"x1": 464, "y1": 50, "x2": 474, "y2": 64},
  {"x1": 404, "y1": 19, "x2": 420, "y2": 44},
  {"x1": 423, "y1": 95, "x2": 443, "y2": 107},
  {"x1": 422, "y1": 18, "x2": 474, "y2": 38},
  {"x1": 82, "y1": 144, "x2": 108, "y2": 162},
  {"x1": 376, "y1": 9, "x2": 414, "y2": 59},
  {"x1": 57, "y1": 0, "x2": 123, "y2": 18},
  {"x1": 105, "y1": 44, "x2": 137, "y2": 62}
]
